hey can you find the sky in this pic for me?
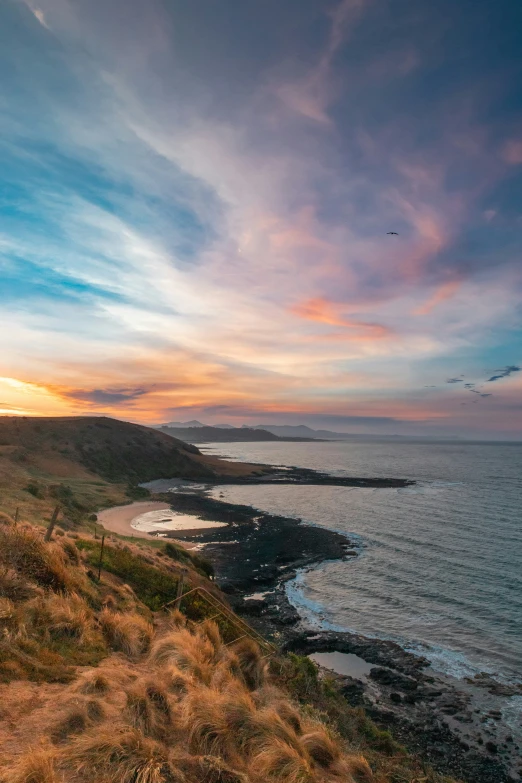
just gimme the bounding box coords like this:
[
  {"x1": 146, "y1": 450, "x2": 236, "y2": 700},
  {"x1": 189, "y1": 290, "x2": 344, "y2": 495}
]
[{"x1": 0, "y1": 0, "x2": 521, "y2": 438}]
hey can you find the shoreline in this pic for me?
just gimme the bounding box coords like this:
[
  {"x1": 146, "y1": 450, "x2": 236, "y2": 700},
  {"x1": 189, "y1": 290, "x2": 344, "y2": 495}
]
[
  {"x1": 97, "y1": 501, "x2": 223, "y2": 548},
  {"x1": 147, "y1": 487, "x2": 519, "y2": 783}
]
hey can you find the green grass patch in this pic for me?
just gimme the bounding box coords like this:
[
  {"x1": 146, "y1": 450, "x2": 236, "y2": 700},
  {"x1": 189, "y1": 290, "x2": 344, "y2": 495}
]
[{"x1": 76, "y1": 539, "x2": 183, "y2": 610}]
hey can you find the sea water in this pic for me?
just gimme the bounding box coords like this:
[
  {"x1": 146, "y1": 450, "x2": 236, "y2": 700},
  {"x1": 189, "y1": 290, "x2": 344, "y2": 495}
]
[{"x1": 203, "y1": 439, "x2": 522, "y2": 685}]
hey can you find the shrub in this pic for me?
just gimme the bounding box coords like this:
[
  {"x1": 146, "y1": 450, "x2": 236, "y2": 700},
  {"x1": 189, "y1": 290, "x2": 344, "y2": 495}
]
[{"x1": 25, "y1": 482, "x2": 44, "y2": 498}]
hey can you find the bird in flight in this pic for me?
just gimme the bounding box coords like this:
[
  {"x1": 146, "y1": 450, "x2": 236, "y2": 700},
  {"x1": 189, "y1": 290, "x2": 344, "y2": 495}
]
[{"x1": 387, "y1": 231, "x2": 399, "y2": 235}]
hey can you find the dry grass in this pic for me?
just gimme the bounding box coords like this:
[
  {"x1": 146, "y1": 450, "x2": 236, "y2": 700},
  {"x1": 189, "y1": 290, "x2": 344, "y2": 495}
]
[
  {"x1": 0, "y1": 525, "x2": 71, "y2": 593},
  {"x1": 28, "y1": 593, "x2": 93, "y2": 642},
  {"x1": 230, "y1": 637, "x2": 266, "y2": 691},
  {"x1": 0, "y1": 512, "x2": 15, "y2": 527},
  {"x1": 60, "y1": 725, "x2": 172, "y2": 783},
  {"x1": 3, "y1": 745, "x2": 61, "y2": 783},
  {"x1": 0, "y1": 514, "x2": 450, "y2": 783},
  {"x1": 77, "y1": 671, "x2": 111, "y2": 695},
  {"x1": 99, "y1": 609, "x2": 153, "y2": 659},
  {"x1": 250, "y1": 738, "x2": 312, "y2": 783}
]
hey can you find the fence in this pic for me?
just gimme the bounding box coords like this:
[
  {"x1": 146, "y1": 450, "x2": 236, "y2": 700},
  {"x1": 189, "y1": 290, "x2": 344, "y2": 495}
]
[{"x1": 162, "y1": 585, "x2": 277, "y2": 658}]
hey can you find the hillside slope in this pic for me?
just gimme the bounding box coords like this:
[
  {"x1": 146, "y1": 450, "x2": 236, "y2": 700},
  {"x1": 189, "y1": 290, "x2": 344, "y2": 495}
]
[
  {"x1": 0, "y1": 512, "x2": 457, "y2": 783},
  {"x1": 0, "y1": 416, "x2": 214, "y2": 484},
  {"x1": 0, "y1": 416, "x2": 268, "y2": 528}
]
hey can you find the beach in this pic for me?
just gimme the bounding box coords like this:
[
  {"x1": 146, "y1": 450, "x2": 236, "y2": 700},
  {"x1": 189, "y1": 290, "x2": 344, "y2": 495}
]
[{"x1": 97, "y1": 500, "x2": 226, "y2": 546}]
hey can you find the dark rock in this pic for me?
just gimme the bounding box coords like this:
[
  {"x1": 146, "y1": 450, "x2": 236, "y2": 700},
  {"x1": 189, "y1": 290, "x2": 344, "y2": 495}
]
[
  {"x1": 338, "y1": 676, "x2": 365, "y2": 706},
  {"x1": 369, "y1": 667, "x2": 418, "y2": 691},
  {"x1": 239, "y1": 599, "x2": 266, "y2": 616},
  {"x1": 390, "y1": 692, "x2": 402, "y2": 703},
  {"x1": 486, "y1": 741, "x2": 498, "y2": 754}
]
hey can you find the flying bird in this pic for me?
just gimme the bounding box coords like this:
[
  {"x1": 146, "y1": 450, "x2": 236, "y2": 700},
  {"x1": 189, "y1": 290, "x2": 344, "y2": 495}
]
[{"x1": 386, "y1": 231, "x2": 399, "y2": 235}]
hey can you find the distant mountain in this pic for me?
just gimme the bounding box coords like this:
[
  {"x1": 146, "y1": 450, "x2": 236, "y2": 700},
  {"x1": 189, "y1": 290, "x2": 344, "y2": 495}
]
[
  {"x1": 247, "y1": 424, "x2": 350, "y2": 439},
  {"x1": 214, "y1": 423, "x2": 236, "y2": 429},
  {"x1": 159, "y1": 425, "x2": 317, "y2": 443},
  {"x1": 160, "y1": 420, "x2": 205, "y2": 428}
]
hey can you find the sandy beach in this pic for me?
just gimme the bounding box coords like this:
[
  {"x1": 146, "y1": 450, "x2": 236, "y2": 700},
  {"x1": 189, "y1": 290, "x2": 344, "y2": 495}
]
[{"x1": 97, "y1": 501, "x2": 227, "y2": 547}]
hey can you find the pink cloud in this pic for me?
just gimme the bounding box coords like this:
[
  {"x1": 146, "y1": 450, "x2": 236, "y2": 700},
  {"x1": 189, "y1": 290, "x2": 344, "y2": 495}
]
[
  {"x1": 413, "y1": 280, "x2": 461, "y2": 316},
  {"x1": 502, "y1": 140, "x2": 522, "y2": 165},
  {"x1": 291, "y1": 297, "x2": 392, "y2": 340}
]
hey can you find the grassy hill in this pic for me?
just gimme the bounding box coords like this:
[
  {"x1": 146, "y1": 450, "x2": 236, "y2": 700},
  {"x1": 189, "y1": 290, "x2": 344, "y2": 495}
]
[
  {"x1": 0, "y1": 510, "x2": 457, "y2": 783},
  {"x1": 0, "y1": 416, "x2": 265, "y2": 527}
]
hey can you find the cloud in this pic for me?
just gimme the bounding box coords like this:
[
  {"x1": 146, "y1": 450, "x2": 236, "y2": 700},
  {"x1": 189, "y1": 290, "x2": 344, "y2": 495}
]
[
  {"x1": 487, "y1": 365, "x2": 520, "y2": 382},
  {"x1": 502, "y1": 140, "x2": 522, "y2": 165},
  {"x1": 413, "y1": 280, "x2": 460, "y2": 315},
  {"x1": 0, "y1": 0, "x2": 521, "y2": 438},
  {"x1": 446, "y1": 378, "x2": 463, "y2": 384},
  {"x1": 61, "y1": 387, "x2": 149, "y2": 405},
  {"x1": 291, "y1": 297, "x2": 392, "y2": 340}
]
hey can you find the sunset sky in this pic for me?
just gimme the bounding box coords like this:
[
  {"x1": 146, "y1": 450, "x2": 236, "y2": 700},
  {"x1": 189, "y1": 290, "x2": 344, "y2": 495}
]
[{"x1": 1, "y1": 0, "x2": 521, "y2": 437}]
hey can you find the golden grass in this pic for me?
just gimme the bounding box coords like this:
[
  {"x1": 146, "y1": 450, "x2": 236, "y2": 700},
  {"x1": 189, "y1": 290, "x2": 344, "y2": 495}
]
[
  {"x1": 3, "y1": 746, "x2": 61, "y2": 783},
  {"x1": 230, "y1": 637, "x2": 266, "y2": 691},
  {"x1": 250, "y1": 738, "x2": 313, "y2": 783},
  {"x1": 60, "y1": 725, "x2": 172, "y2": 783},
  {"x1": 77, "y1": 671, "x2": 111, "y2": 695},
  {"x1": 0, "y1": 525, "x2": 71, "y2": 593},
  {"x1": 29, "y1": 593, "x2": 93, "y2": 642},
  {"x1": 0, "y1": 516, "x2": 387, "y2": 783},
  {"x1": 2, "y1": 615, "x2": 379, "y2": 783},
  {"x1": 99, "y1": 609, "x2": 153, "y2": 659}
]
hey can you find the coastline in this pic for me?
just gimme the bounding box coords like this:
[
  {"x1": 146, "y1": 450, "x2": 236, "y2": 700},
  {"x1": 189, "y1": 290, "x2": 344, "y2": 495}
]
[
  {"x1": 144, "y1": 486, "x2": 519, "y2": 783},
  {"x1": 97, "y1": 500, "x2": 223, "y2": 548}
]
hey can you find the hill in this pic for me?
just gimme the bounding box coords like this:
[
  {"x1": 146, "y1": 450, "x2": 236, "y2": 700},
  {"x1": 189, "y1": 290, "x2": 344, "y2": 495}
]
[
  {"x1": 159, "y1": 425, "x2": 316, "y2": 443},
  {"x1": 0, "y1": 416, "x2": 266, "y2": 527},
  {"x1": 249, "y1": 424, "x2": 351, "y2": 439},
  {"x1": 0, "y1": 509, "x2": 458, "y2": 783}
]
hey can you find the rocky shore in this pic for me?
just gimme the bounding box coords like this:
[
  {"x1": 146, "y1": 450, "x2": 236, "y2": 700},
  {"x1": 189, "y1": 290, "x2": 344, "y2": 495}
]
[{"x1": 153, "y1": 488, "x2": 521, "y2": 783}]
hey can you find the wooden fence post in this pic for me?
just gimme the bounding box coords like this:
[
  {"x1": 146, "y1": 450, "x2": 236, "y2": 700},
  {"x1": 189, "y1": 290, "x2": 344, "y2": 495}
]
[
  {"x1": 44, "y1": 506, "x2": 60, "y2": 542},
  {"x1": 14, "y1": 507, "x2": 19, "y2": 525},
  {"x1": 97, "y1": 535, "x2": 105, "y2": 581}
]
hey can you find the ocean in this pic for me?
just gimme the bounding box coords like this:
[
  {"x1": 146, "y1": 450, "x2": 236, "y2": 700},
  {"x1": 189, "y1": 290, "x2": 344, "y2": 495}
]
[{"x1": 203, "y1": 439, "x2": 522, "y2": 685}]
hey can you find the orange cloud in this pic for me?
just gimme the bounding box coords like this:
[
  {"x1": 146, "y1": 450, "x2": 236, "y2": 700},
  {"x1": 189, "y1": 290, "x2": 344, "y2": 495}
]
[
  {"x1": 412, "y1": 280, "x2": 460, "y2": 315},
  {"x1": 291, "y1": 297, "x2": 392, "y2": 340}
]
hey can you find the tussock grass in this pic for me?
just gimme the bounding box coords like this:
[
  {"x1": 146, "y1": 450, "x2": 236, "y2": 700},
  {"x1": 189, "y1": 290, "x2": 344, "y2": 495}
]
[
  {"x1": 29, "y1": 593, "x2": 93, "y2": 642},
  {"x1": 250, "y1": 738, "x2": 312, "y2": 783},
  {"x1": 99, "y1": 609, "x2": 153, "y2": 658},
  {"x1": 60, "y1": 725, "x2": 172, "y2": 783},
  {"x1": 300, "y1": 729, "x2": 340, "y2": 768},
  {"x1": 0, "y1": 525, "x2": 71, "y2": 592},
  {"x1": 50, "y1": 707, "x2": 88, "y2": 744},
  {"x1": 0, "y1": 519, "x2": 456, "y2": 783},
  {"x1": 0, "y1": 512, "x2": 15, "y2": 527},
  {"x1": 230, "y1": 637, "x2": 266, "y2": 691},
  {"x1": 77, "y1": 671, "x2": 111, "y2": 695},
  {"x1": 3, "y1": 746, "x2": 60, "y2": 783},
  {"x1": 60, "y1": 538, "x2": 80, "y2": 565},
  {"x1": 125, "y1": 682, "x2": 173, "y2": 742}
]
